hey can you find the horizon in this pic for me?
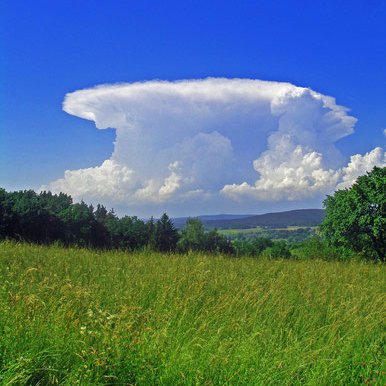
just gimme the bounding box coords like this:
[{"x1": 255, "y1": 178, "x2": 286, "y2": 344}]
[
  {"x1": 2, "y1": 1, "x2": 385, "y2": 217},
  {"x1": 171, "y1": 208, "x2": 324, "y2": 220},
  {"x1": 1, "y1": 182, "x2": 325, "y2": 220}
]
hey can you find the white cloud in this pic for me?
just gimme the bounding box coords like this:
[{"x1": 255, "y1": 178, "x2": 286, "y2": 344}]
[
  {"x1": 132, "y1": 161, "x2": 183, "y2": 203},
  {"x1": 222, "y1": 141, "x2": 340, "y2": 201},
  {"x1": 336, "y1": 147, "x2": 386, "y2": 190},
  {"x1": 41, "y1": 78, "x2": 384, "y2": 215},
  {"x1": 40, "y1": 160, "x2": 136, "y2": 202},
  {"x1": 223, "y1": 145, "x2": 385, "y2": 200}
]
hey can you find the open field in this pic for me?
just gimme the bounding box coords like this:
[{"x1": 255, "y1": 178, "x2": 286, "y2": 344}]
[
  {"x1": 218, "y1": 226, "x2": 266, "y2": 235},
  {"x1": 0, "y1": 241, "x2": 385, "y2": 385},
  {"x1": 218, "y1": 226, "x2": 317, "y2": 243}
]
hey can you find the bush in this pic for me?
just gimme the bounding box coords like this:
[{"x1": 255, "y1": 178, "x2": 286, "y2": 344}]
[
  {"x1": 291, "y1": 236, "x2": 356, "y2": 261},
  {"x1": 232, "y1": 237, "x2": 273, "y2": 257},
  {"x1": 267, "y1": 240, "x2": 291, "y2": 259},
  {"x1": 177, "y1": 218, "x2": 233, "y2": 254}
]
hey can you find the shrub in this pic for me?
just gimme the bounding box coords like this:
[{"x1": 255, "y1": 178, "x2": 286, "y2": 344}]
[
  {"x1": 291, "y1": 236, "x2": 356, "y2": 261},
  {"x1": 267, "y1": 240, "x2": 291, "y2": 259}
]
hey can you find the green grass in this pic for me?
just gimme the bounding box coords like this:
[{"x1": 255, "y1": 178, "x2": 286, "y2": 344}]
[
  {"x1": 218, "y1": 226, "x2": 316, "y2": 243},
  {"x1": 218, "y1": 226, "x2": 313, "y2": 234},
  {"x1": 218, "y1": 227, "x2": 264, "y2": 235},
  {"x1": 0, "y1": 241, "x2": 385, "y2": 385}
]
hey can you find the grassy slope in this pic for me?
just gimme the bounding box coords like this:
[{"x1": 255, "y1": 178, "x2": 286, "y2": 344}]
[{"x1": 0, "y1": 242, "x2": 385, "y2": 385}]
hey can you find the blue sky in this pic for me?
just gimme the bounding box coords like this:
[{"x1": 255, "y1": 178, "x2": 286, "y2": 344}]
[{"x1": 1, "y1": 0, "x2": 385, "y2": 216}]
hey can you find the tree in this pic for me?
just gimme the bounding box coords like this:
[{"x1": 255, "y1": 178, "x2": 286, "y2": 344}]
[
  {"x1": 232, "y1": 237, "x2": 272, "y2": 257},
  {"x1": 9, "y1": 190, "x2": 58, "y2": 243},
  {"x1": 38, "y1": 191, "x2": 72, "y2": 215},
  {"x1": 204, "y1": 229, "x2": 234, "y2": 254},
  {"x1": 59, "y1": 202, "x2": 99, "y2": 247},
  {"x1": 0, "y1": 188, "x2": 15, "y2": 239},
  {"x1": 252, "y1": 237, "x2": 273, "y2": 255},
  {"x1": 117, "y1": 216, "x2": 147, "y2": 250},
  {"x1": 177, "y1": 218, "x2": 206, "y2": 252},
  {"x1": 321, "y1": 166, "x2": 385, "y2": 261},
  {"x1": 268, "y1": 240, "x2": 291, "y2": 259},
  {"x1": 177, "y1": 218, "x2": 234, "y2": 254},
  {"x1": 155, "y1": 213, "x2": 179, "y2": 252},
  {"x1": 94, "y1": 204, "x2": 108, "y2": 223},
  {"x1": 146, "y1": 216, "x2": 157, "y2": 250}
]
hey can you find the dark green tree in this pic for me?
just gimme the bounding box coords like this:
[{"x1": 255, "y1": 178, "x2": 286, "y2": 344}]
[
  {"x1": 59, "y1": 201, "x2": 99, "y2": 247},
  {"x1": 117, "y1": 216, "x2": 147, "y2": 250},
  {"x1": 232, "y1": 237, "x2": 272, "y2": 257},
  {"x1": 9, "y1": 190, "x2": 59, "y2": 243},
  {"x1": 146, "y1": 216, "x2": 157, "y2": 250},
  {"x1": 94, "y1": 204, "x2": 108, "y2": 224},
  {"x1": 321, "y1": 166, "x2": 385, "y2": 261},
  {"x1": 204, "y1": 229, "x2": 234, "y2": 254},
  {"x1": 155, "y1": 213, "x2": 179, "y2": 252},
  {"x1": 268, "y1": 240, "x2": 291, "y2": 259},
  {"x1": 0, "y1": 188, "x2": 16, "y2": 239},
  {"x1": 38, "y1": 191, "x2": 72, "y2": 215},
  {"x1": 252, "y1": 237, "x2": 273, "y2": 255}
]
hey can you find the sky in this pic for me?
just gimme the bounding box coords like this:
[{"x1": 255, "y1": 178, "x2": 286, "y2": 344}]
[{"x1": 1, "y1": 0, "x2": 385, "y2": 217}]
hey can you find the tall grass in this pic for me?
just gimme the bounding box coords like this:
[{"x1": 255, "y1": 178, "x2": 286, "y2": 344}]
[{"x1": 0, "y1": 241, "x2": 384, "y2": 385}]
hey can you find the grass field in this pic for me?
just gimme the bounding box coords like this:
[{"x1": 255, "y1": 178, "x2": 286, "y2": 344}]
[
  {"x1": 218, "y1": 226, "x2": 265, "y2": 235},
  {"x1": 0, "y1": 241, "x2": 385, "y2": 385},
  {"x1": 217, "y1": 226, "x2": 316, "y2": 243}
]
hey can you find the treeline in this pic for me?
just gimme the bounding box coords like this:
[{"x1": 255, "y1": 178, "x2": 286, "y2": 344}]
[
  {"x1": 0, "y1": 188, "x2": 296, "y2": 257},
  {"x1": 0, "y1": 188, "x2": 233, "y2": 253}
]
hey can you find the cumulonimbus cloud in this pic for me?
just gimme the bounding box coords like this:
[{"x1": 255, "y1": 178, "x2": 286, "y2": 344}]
[{"x1": 41, "y1": 78, "x2": 385, "y2": 215}]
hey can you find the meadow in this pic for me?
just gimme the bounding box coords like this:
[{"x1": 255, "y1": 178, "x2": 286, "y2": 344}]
[
  {"x1": 0, "y1": 241, "x2": 385, "y2": 385},
  {"x1": 217, "y1": 226, "x2": 316, "y2": 244}
]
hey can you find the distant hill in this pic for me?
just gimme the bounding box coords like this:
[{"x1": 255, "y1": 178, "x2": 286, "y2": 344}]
[{"x1": 173, "y1": 209, "x2": 325, "y2": 229}]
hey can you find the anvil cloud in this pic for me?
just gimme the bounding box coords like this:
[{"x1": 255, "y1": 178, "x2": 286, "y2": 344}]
[{"x1": 41, "y1": 78, "x2": 385, "y2": 216}]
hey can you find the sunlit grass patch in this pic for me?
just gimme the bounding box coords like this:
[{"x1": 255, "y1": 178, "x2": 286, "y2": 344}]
[{"x1": 0, "y1": 241, "x2": 385, "y2": 385}]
